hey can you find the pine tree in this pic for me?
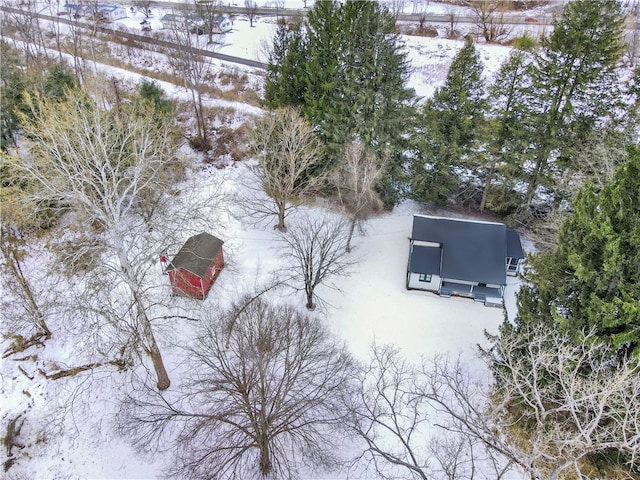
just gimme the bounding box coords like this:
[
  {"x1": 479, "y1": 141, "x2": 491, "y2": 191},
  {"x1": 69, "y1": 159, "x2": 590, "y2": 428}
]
[
  {"x1": 335, "y1": 0, "x2": 414, "y2": 207},
  {"x1": 42, "y1": 64, "x2": 76, "y2": 100},
  {"x1": 623, "y1": 66, "x2": 640, "y2": 141},
  {"x1": 411, "y1": 35, "x2": 485, "y2": 205},
  {"x1": 1, "y1": 41, "x2": 28, "y2": 151},
  {"x1": 479, "y1": 48, "x2": 532, "y2": 213},
  {"x1": 523, "y1": 0, "x2": 626, "y2": 205},
  {"x1": 263, "y1": 17, "x2": 307, "y2": 109},
  {"x1": 301, "y1": 0, "x2": 344, "y2": 133},
  {"x1": 264, "y1": 0, "x2": 415, "y2": 207},
  {"x1": 137, "y1": 80, "x2": 175, "y2": 117},
  {"x1": 516, "y1": 144, "x2": 640, "y2": 357}
]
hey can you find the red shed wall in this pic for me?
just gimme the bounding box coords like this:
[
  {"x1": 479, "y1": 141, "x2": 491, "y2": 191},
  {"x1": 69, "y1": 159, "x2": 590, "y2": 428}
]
[
  {"x1": 169, "y1": 248, "x2": 224, "y2": 300},
  {"x1": 169, "y1": 268, "x2": 206, "y2": 299}
]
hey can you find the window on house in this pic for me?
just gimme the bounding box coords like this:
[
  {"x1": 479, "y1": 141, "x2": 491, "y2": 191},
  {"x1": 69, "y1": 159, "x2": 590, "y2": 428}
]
[{"x1": 419, "y1": 274, "x2": 432, "y2": 282}]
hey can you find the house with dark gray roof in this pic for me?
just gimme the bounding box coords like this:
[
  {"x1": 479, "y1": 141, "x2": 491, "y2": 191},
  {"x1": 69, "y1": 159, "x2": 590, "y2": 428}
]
[{"x1": 406, "y1": 215, "x2": 524, "y2": 306}]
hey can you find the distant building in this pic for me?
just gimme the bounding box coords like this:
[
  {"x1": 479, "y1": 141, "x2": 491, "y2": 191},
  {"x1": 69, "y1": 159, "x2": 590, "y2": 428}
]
[
  {"x1": 164, "y1": 233, "x2": 225, "y2": 299},
  {"x1": 160, "y1": 12, "x2": 186, "y2": 30},
  {"x1": 211, "y1": 15, "x2": 232, "y2": 33},
  {"x1": 90, "y1": 4, "x2": 128, "y2": 21},
  {"x1": 406, "y1": 215, "x2": 524, "y2": 307},
  {"x1": 160, "y1": 12, "x2": 231, "y2": 33}
]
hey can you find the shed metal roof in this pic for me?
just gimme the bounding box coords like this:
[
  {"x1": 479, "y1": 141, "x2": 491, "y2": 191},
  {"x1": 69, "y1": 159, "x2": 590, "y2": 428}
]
[
  {"x1": 166, "y1": 232, "x2": 223, "y2": 278},
  {"x1": 411, "y1": 215, "x2": 507, "y2": 285}
]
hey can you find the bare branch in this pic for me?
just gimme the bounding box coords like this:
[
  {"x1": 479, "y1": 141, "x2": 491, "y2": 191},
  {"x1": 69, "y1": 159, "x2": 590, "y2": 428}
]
[
  {"x1": 331, "y1": 138, "x2": 383, "y2": 252},
  {"x1": 241, "y1": 107, "x2": 324, "y2": 232},
  {"x1": 120, "y1": 297, "x2": 356, "y2": 479},
  {"x1": 277, "y1": 212, "x2": 355, "y2": 310}
]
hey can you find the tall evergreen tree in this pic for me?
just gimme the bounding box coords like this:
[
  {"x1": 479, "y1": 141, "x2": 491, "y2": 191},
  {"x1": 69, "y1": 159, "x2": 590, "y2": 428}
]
[
  {"x1": 411, "y1": 35, "x2": 486, "y2": 205},
  {"x1": 523, "y1": 0, "x2": 626, "y2": 205},
  {"x1": 623, "y1": 66, "x2": 640, "y2": 141},
  {"x1": 264, "y1": 17, "x2": 307, "y2": 109},
  {"x1": 301, "y1": 0, "x2": 344, "y2": 133},
  {"x1": 264, "y1": 0, "x2": 415, "y2": 207},
  {"x1": 479, "y1": 48, "x2": 532, "y2": 213},
  {"x1": 516, "y1": 144, "x2": 640, "y2": 357},
  {"x1": 1, "y1": 43, "x2": 23, "y2": 151}
]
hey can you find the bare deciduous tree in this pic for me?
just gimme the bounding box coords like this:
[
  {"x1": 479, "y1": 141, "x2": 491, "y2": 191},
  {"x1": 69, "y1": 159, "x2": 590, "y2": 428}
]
[
  {"x1": 347, "y1": 344, "x2": 433, "y2": 480},
  {"x1": 0, "y1": 157, "x2": 53, "y2": 357},
  {"x1": 14, "y1": 86, "x2": 187, "y2": 390},
  {"x1": 473, "y1": 326, "x2": 640, "y2": 479},
  {"x1": 278, "y1": 213, "x2": 353, "y2": 310},
  {"x1": 133, "y1": 0, "x2": 153, "y2": 18},
  {"x1": 346, "y1": 345, "x2": 513, "y2": 480},
  {"x1": 244, "y1": 0, "x2": 259, "y2": 27},
  {"x1": 194, "y1": 0, "x2": 222, "y2": 44},
  {"x1": 445, "y1": 6, "x2": 459, "y2": 39},
  {"x1": 120, "y1": 296, "x2": 355, "y2": 479},
  {"x1": 3, "y1": 0, "x2": 54, "y2": 67},
  {"x1": 388, "y1": 0, "x2": 406, "y2": 21},
  {"x1": 348, "y1": 327, "x2": 639, "y2": 480},
  {"x1": 67, "y1": 2, "x2": 87, "y2": 82},
  {"x1": 471, "y1": 0, "x2": 511, "y2": 43},
  {"x1": 169, "y1": 11, "x2": 216, "y2": 149},
  {"x1": 0, "y1": 227, "x2": 51, "y2": 358},
  {"x1": 243, "y1": 107, "x2": 324, "y2": 232},
  {"x1": 624, "y1": 0, "x2": 640, "y2": 66},
  {"x1": 331, "y1": 138, "x2": 383, "y2": 252}
]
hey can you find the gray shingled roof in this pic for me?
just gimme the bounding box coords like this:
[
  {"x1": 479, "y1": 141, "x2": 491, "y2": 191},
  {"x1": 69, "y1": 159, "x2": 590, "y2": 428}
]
[
  {"x1": 409, "y1": 245, "x2": 442, "y2": 275},
  {"x1": 411, "y1": 215, "x2": 507, "y2": 285},
  {"x1": 166, "y1": 232, "x2": 224, "y2": 278},
  {"x1": 506, "y1": 229, "x2": 525, "y2": 259}
]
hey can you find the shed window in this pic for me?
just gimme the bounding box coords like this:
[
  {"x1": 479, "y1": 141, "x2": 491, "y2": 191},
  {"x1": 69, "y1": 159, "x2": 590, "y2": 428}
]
[{"x1": 419, "y1": 274, "x2": 432, "y2": 282}]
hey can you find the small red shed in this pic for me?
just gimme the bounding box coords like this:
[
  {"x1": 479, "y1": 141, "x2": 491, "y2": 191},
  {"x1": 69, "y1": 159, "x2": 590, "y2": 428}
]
[{"x1": 165, "y1": 232, "x2": 224, "y2": 299}]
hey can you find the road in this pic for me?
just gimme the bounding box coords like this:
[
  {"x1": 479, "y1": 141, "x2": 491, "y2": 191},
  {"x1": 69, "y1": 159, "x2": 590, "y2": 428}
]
[
  {"x1": 147, "y1": 2, "x2": 639, "y2": 31},
  {"x1": 0, "y1": 5, "x2": 268, "y2": 70},
  {"x1": 2, "y1": 2, "x2": 637, "y2": 73},
  {"x1": 150, "y1": 0, "x2": 557, "y2": 26}
]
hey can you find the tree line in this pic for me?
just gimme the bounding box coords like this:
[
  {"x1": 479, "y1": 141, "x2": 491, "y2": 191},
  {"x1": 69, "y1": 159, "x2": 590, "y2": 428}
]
[{"x1": 266, "y1": 0, "x2": 639, "y2": 221}]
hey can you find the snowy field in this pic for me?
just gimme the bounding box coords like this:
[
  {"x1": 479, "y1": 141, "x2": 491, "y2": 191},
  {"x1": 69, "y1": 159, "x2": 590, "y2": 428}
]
[{"x1": 0, "y1": 2, "x2": 543, "y2": 478}]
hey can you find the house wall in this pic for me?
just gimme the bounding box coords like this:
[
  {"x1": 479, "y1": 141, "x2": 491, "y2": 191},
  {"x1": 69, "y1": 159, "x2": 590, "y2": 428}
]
[
  {"x1": 102, "y1": 7, "x2": 127, "y2": 20},
  {"x1": 212, "y1": 17, "x2": 232, "y2": 33},
  {"x1": 407, "y1": 272, "x2": 441, "y2": 291},
  {"x1": 160, "y1": 16, "x2": 180, "y2": 29},
  {"x1": 506, "y1": 257, "x2": 522, "y2": 276}
]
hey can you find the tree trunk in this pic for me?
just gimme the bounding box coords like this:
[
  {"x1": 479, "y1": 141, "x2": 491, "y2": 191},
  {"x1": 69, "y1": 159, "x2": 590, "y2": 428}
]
[
  {"x1": 118, "y1": 245, "x2": 171, "y2": 390},
  {"x1": 149, "y1": 332, "x2": 171, "y2": 390},
  {"x1": 196, "y1": 90, "x2": 207, "y2": 144},
  {"x1": 1, "y1": 233, "x2": 51, "y2": 339},
  {"x1": 136, "y1": 291, "x2": 170, "y2": 390},
  {"x1": 479, "y1": 158, "x2": 497, "y2": 213},
  {"x1": 305, "y1": 288, "x2": 315, "y2": 310},
  {"x1": 525, "y1": 153, "x2": 546, "y2": 206},
  {"x1": 346, "y1": 217, "x2": 357, "y2": 253},
  {"x1": 258, "y1": 436, "x2": 272, "y2": 475},
  {"x1": 275, "y1": 202, "x2": 287, "y2": 231}
]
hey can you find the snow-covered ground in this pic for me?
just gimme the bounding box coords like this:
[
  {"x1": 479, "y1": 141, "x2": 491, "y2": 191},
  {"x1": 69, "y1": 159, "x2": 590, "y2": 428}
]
[{"x1": 0, "y1": 2, "x2": 541, "y2": 478}]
